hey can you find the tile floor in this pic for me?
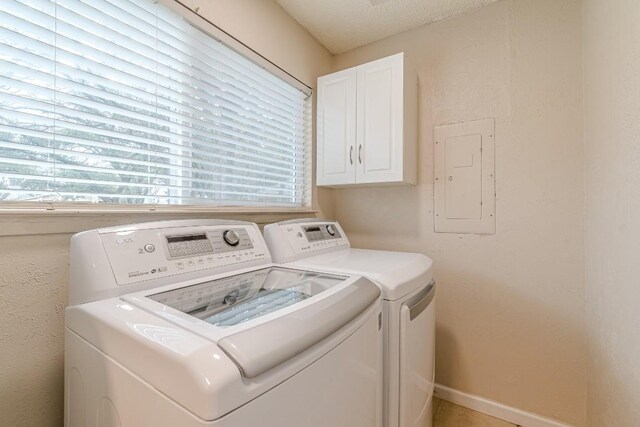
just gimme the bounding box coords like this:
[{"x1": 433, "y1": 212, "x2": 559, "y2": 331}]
[{"x1": 432, "y1": 398, "x2": 518, "y2": 427}]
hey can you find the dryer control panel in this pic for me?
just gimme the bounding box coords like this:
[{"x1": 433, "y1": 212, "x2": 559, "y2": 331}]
[{"x1": 263, "y1": 220, "x2": 350, "y2": 263}]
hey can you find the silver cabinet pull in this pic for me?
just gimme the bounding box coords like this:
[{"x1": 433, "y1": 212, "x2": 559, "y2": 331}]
[
  {"x1": 349, "y1": 146, "x2": 354, "y2": 165},
  {"x1": 358, "y1": 144, "x2": 362, "y2": 164}
]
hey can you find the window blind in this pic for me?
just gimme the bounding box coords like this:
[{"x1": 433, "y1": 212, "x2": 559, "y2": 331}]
[{"x1": 0, "y1": 0, "x2": 311, "y2": 208}]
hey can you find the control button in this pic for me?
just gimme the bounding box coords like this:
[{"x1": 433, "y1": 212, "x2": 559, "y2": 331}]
[
  {"x1": 187, "y1": 259, "x2": 195, "y2": 266},
  {"x1": 176, "y1": 261, "x2": 184, "y2": 269},
  {"x1": 326, "y1": 224, "x2": 337, "y2": 236},
  {"x1": 144, "y1": 244, "x2": 156, "y2": 253},
  {"x1": 197, "y1": 258, "x2": 204, "y2": 265},
  {"x1": 223, "y1": 230, "x2": 240, "y2": 246}
]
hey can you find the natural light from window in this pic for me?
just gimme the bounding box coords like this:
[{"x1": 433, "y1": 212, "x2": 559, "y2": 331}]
[{"x1": 0, "y1": 0, "x2": 311, "y2": 208}]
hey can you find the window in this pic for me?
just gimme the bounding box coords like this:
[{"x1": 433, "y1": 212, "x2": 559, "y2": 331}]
[{"x1": 0, "y1": 0, "x2": 311, "y2": 208}]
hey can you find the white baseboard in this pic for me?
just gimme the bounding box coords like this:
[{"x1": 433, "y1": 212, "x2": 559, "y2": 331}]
[{"x1": 433, "y1": 384, "x2": 572, "y2": 427}]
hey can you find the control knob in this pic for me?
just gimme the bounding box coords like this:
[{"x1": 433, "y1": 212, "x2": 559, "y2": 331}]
[
  {"x1": 326, "y1": 224, "x2": 337, "y2": 236},
  {"x1": 223, "y1": 229, "x2": 240, "y2": 246}
]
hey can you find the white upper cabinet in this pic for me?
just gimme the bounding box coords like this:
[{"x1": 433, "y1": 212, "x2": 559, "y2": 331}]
[{"x1": 316, "y1": 53, "x2": 416, "y2": 187}]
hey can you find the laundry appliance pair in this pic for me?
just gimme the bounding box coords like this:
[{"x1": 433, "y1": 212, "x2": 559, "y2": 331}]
[{"x1": 65, "y1": 218, "x2": 434, "y2": 427}]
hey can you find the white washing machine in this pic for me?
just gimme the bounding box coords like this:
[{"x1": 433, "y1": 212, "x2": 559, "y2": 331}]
[
  {"x1": 65, "y1": 219, "x2": 383, "y2": 427},
  {"x1": 264, "y1": 219, "x2": 436, "y2": 427}
]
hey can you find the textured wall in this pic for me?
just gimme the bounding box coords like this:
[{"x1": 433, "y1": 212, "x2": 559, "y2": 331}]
[
  {"x1": 331, "y1": 1, "x2": 586, "y2": 424},
  {"x1": 583, "y1": 0, "x2": 640, "y2": 424},
  {"x1": 0, "y1": 0, "x2": 333, "y2": 425},
  {"x1": 0, "y1": 234, "x2": 69, "y2": 426}
]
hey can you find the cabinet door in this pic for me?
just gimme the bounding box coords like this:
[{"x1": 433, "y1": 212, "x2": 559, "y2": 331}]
[
  {"x1": 356, "y1": 53, "x2": 403, "y2": 184},
  {"x1": 317, "y1": 68, "x2": 357, "y2": 186}
]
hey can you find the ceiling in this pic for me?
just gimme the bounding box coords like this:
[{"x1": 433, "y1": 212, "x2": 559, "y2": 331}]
[{"x1": 275, "y1": 0, "x2": 500, "y2": 54}]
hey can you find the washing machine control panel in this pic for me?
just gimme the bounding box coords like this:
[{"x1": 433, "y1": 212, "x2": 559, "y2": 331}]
[
  {"x1": 279, "y1": 221, "x2": 350, "y2": 255},
  {"x1": 99, "y1": 224, "x2": 267, "y2": 286}
]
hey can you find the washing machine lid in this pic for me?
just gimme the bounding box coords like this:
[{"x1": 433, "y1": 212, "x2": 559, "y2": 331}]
[
  {"x1": 123, "y1": 266, "x2": 380, "y2": 379},
  {"x1": 288, "y1": 248, "x2": 433, "y2": 301}
]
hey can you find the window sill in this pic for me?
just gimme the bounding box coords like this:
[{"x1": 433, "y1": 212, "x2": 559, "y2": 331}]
[{"x1": 0, "y1": 205, "x2": 317, "y2": 237}]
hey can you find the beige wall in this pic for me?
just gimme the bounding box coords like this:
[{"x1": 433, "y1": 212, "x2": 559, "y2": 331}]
[
  {"x1": 9, "y1": 1, "x2": 639, "y2": 425},
  {"x1": 583, "y1": 0, "x2": 640, "y2": 424},
  {"x1": 331, "y1": 1, "x2": 586, "y2": 424},
  {"x1": 0, "y1": 1, "x2": 332, "y2": 425}
]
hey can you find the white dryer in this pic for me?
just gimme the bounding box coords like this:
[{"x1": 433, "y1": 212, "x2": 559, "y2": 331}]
[
  {"x1": 264, "y1": 219, "x2": 436, "y2": 427},
  {"x1": 65, "y1": 219, "x2": 383, "y2": 427}
]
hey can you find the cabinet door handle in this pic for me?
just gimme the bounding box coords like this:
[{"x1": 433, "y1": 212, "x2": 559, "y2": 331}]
[
  {"x1": 349, "y1": 146, "x2": 354, "y2": 165},
  {"x1": 358, "y1": 144, "x2": 363, "y2": 164}
]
